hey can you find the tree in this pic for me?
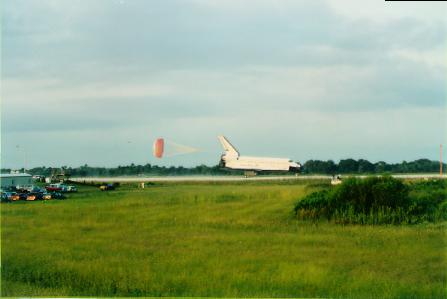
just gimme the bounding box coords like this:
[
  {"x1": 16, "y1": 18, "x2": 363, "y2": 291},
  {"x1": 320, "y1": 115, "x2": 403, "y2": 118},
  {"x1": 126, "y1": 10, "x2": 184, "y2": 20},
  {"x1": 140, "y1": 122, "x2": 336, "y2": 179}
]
[
  {"x1": 338, "y1": 159, "x2": 359, "y2": 173},
  {"x1": 358, "y1": 159, "x2": 374, "y2": 173}
]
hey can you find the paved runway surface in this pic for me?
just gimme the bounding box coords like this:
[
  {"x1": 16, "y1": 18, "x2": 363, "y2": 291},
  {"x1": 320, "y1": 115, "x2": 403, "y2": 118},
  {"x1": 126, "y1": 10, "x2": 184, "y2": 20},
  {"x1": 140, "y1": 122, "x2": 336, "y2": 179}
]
[{"x1": 71, "y1": 174, "x2": 446, "y2": 183}]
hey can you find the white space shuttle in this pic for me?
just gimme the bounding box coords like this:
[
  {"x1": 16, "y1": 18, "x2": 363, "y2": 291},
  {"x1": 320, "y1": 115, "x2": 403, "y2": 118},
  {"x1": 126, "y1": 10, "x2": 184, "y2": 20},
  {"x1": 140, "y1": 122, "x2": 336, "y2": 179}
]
[{"x1": 218, "y1": 136, "x2": 301, "y2": 175}]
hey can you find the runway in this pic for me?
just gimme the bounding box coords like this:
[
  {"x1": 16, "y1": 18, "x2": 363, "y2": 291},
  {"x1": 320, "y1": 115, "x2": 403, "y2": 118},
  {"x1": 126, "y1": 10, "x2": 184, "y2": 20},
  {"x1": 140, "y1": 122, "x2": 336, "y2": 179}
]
[{"x1": 70, "y1": 174, "x2": 446, "y2": 183}]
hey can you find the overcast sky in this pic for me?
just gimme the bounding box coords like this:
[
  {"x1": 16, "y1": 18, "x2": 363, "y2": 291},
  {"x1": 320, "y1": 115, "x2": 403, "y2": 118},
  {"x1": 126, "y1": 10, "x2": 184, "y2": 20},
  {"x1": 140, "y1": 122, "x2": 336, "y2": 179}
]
[{"x1": 2, "y1": 0, "x2": 446, "y2": 168}]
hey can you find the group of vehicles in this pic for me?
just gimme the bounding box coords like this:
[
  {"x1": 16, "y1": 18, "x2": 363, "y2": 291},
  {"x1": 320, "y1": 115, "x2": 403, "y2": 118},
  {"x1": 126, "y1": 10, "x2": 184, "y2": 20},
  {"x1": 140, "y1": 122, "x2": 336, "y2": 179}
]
[
  {"x1": 1, "y1": 181, "x2": 120, "y2": 202},
  {"x1": 1, "y1": 183, "x2": 77, "y2": 202}
]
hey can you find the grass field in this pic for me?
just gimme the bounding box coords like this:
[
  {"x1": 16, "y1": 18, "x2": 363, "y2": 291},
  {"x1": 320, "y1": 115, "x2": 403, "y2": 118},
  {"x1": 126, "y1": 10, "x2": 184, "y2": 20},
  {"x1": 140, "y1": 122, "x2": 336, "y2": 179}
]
[{"x1": 1, "y1": 181, "x2": 446, "y2": 298}]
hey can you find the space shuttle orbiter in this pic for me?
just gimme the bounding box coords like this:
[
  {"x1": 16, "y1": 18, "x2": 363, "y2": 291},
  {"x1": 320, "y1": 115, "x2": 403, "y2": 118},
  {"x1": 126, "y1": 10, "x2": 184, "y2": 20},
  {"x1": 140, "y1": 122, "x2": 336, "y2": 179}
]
[{"x1": 218, "y1": 135, "x2": 301, "y2": 175}]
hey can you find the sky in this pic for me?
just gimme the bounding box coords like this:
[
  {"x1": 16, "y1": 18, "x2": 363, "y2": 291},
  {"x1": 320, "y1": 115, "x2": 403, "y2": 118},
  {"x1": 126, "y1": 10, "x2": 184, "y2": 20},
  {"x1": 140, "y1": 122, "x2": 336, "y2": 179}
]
[{"x1": 1, "y1": 0, "x2": 446, "y2": 168}]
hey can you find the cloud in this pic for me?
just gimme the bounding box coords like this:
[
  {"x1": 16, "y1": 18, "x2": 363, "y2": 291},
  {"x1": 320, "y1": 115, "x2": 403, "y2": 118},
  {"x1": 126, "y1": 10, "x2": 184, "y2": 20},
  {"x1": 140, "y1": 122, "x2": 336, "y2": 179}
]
[
  {"x1": 326, "y1": 0, "x2": 447, "y2": 23},
  {"x1": 3, "y1": 0, "x2": 446, "y2": 76},
  {"x1": 1, "y1": 0, "x2": 446, "y2": 167},
  {"x1": 2, "y1": 60, "x2": 445, "y2": 134}
]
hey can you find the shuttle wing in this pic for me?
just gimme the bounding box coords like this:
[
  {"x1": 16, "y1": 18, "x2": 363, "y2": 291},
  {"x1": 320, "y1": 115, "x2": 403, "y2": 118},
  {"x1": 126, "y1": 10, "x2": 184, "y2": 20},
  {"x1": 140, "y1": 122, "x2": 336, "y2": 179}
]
[{"x1": 218, "y1": 135, "x2": 239, "y2": 157}]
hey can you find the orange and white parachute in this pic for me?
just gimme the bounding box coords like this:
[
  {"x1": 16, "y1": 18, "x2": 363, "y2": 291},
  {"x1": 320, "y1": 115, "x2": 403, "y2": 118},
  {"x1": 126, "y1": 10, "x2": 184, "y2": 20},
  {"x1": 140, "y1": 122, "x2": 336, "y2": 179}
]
[
  {"x1": 153, "y1": 138, "x2": 164, "y2": 158},
  {"x1": 152, "y1": 138, "x2": 199, "y2": 158}
]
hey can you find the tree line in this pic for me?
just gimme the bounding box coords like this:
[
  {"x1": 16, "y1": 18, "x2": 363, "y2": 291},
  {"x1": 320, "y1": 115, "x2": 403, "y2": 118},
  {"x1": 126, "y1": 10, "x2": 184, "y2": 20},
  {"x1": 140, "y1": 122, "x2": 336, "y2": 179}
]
[
  {"x1": 2, "y1": 158, "x2": 444, "y2": 177},
  {"x1": 303, "y1": 158, "x2": 444, "y2": 174}
]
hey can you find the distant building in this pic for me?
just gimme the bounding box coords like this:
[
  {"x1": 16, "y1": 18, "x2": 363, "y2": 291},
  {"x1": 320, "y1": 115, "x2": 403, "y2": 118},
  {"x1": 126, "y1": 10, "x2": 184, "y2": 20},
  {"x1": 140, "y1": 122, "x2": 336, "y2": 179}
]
[{"x1": 0, "y1": 173, "x2": 32, "y2": 189}]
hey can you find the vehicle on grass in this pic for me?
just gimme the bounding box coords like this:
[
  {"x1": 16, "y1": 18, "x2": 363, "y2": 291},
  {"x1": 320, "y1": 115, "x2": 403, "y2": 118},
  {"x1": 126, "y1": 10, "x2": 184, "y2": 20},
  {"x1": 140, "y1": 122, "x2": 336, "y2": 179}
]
[
  {"x1": 25, "y1": 194, "x2": 35, "y2": 201},
  {"x1": 30, "y1": 186, "x2": 44, "y2": 192},
  {"x1": 50, "y1": 192, "x2": 66, "y2": 199},
  {"x1": 45, "y1": 183, "x2": 68, "y2": 192},
  {"x1": 0, "y1": 191, "x2": 23, "y2": 202},
  {"x1": 331, "y1": 175, "x2": 343, "y2": 185},
  {"x1": 26, "y1": 193, "x2": 42, "y2": 201},
  {"x1": 45, "y1": 184, "x2": 62, "y2": 192},
  {"x1": 16, "y1": 185, "x2": 39, "y2": 193},
  {"x1": 9, "y1": 192, "x2": 20, "y2": 201},
  {"x1": 67, "y1": 185, "x2": 77, "y2": 192},
  {"x1": 14, "y1": 185, "x2": 26, "y2": 192},
  {"x1": 99, "y1": 183, "x2": 115, "y2": 191},
  {"x1": 18, "y1": 193, "x2": 29, "y2": 200},
  {"x1": 1, "y1": 191, "x2": 17, "y2": 202},
  {"x1": 42, "y1": 192, "x2": 52, "y2": 200}
]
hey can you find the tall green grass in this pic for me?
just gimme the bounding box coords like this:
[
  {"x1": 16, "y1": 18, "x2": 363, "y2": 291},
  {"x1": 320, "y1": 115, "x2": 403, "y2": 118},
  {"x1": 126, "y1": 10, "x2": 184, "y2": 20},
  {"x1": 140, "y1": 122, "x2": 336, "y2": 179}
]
[
  {"x1": 1, "y1": 181, "x2": 446, "y2": 298},
  {"x1": 295, "y1": 177, "x2": 447, "y2": 224}
]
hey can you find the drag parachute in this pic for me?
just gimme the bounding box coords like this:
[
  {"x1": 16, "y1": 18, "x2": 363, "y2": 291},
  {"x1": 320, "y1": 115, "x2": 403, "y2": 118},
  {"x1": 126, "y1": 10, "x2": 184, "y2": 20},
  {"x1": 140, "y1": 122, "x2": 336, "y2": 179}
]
[
  {"x1": 152, "y1": 137, "x2": 200, "y2": 158},
  {"x1": 153, "y1": 138, "x2": 164, "y2": 158}
]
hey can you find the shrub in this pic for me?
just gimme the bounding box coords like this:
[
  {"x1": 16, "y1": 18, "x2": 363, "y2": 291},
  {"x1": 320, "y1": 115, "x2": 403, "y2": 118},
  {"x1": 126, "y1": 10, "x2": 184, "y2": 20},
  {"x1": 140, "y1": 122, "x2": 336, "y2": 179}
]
[{"x1": 294, "y1": 176, "x2": 446, "y2": 224}]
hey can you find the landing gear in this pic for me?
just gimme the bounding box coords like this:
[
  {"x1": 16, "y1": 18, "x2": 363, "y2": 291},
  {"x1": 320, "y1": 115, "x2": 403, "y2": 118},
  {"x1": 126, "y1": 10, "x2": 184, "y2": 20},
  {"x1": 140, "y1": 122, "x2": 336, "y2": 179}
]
[{"x1": 244, "y1": 171, "x2": 257, "y2": 178}]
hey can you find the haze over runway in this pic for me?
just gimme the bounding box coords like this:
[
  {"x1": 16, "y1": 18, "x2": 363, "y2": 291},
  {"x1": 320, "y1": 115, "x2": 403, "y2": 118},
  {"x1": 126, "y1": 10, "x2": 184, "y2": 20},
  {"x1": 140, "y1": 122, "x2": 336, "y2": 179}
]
[{"x1": 71, "y1": 174, "x2": 447, "y2": 183}]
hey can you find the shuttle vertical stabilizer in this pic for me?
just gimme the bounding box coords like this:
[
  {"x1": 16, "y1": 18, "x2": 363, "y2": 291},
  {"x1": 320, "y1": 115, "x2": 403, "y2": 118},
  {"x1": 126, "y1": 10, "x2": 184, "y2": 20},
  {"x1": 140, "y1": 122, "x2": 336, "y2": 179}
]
[{"x1": 218, "y1": 135, "x2": 239, "y2": 158}]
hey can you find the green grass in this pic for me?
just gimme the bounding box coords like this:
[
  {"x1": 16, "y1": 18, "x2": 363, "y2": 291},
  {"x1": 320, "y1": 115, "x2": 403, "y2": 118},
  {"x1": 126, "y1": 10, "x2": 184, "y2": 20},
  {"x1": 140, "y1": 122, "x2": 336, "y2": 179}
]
[{"x1": 1, "y1": 181, "x2": 446, "y2": 298}]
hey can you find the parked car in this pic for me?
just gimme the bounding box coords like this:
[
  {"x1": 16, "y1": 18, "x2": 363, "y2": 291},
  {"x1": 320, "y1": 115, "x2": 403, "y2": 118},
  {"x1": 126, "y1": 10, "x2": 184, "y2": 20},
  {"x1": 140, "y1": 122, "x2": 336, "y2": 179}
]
[
  {"x1": 0, "y1": 191, "x2": 8, "y2": 202},
  {"x1": 50, "y1": 192, "x2": 66, "y2": 199},
  {"x1": 45, "y1": 184, "x2": 64, "y2": 192},
  {"x1": 16, "y1": 185, "x2": 37, "y2": 193},
  {"x1": 30, "y1": 186, "x2": 44, "y2": 192},
  {"x1": 26, "y1": 193, "x2": 41, "y2": 201},
  {"x1": 42, "y1": 192, "x2": 52, "y2": 200},
  {"x1": 1, "y1": 191, "x2": 16, "y2": 202},
  {"x1": 18, "y1": 193, "x2": 28, "y2": 200},
  {"x1": 26, "y1": 193, "x2": 37, "y2": 200},
  {"x1": 9, "y1": 192, "x2": 20, "y2": 201},
  {"x1": 46, "y1": 183, "x2": 72, "y2": 192}
]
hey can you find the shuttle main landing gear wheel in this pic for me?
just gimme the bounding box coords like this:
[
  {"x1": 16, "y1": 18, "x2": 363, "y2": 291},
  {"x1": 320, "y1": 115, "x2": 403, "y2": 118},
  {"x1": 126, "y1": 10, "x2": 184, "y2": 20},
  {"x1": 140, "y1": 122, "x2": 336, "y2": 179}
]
[{"x1": 244, "y1": 171, "x2": 257, "y2": 178}]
